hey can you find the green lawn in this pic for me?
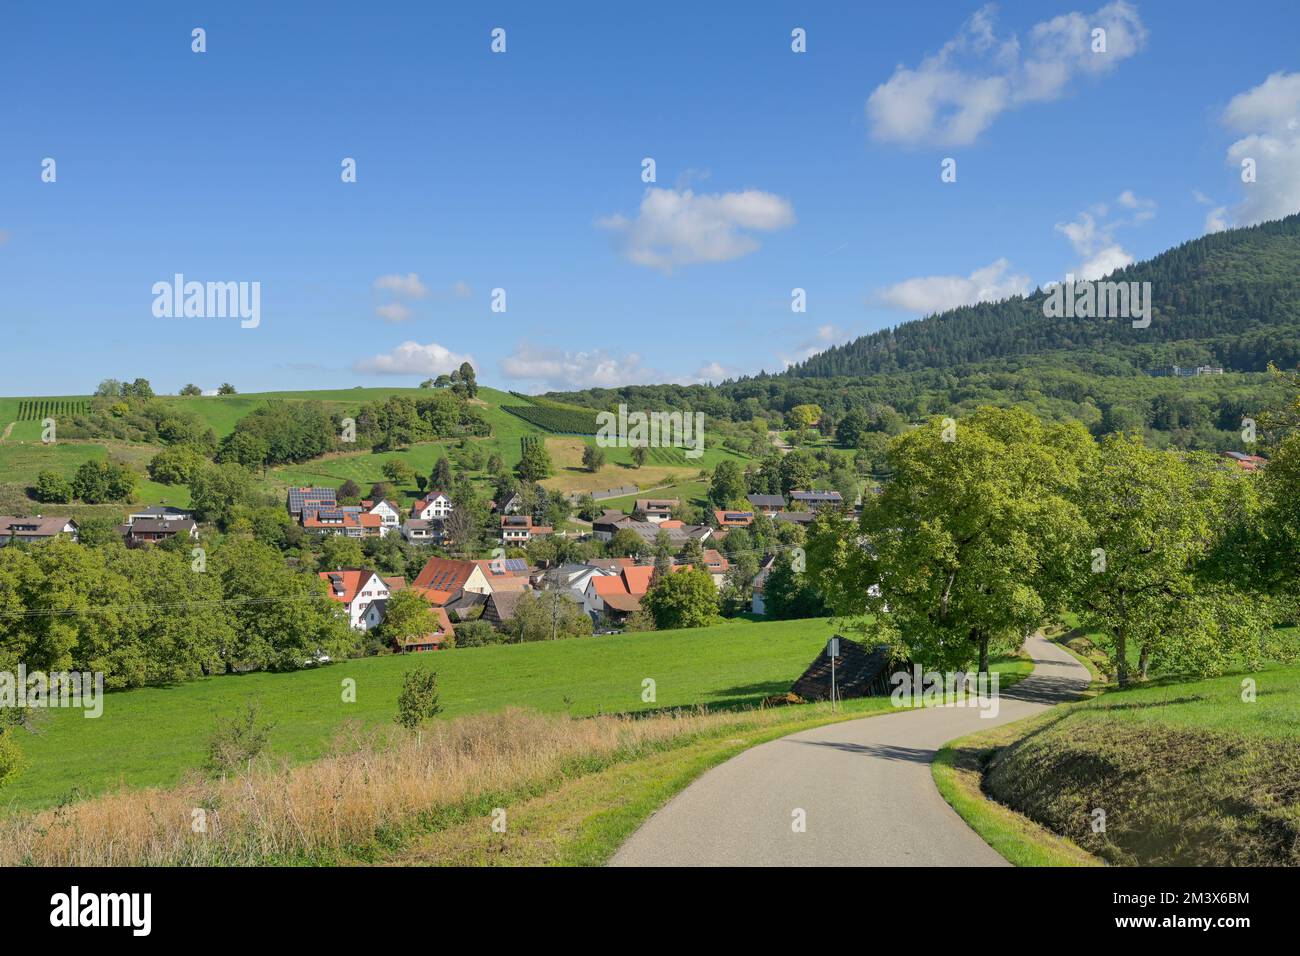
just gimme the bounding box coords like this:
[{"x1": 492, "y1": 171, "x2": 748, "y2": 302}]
[
  {"x1": 6, "y1": 617, "x2": 844, "y2": 811},
  {"x1": 6, "y1": 614, "x2": 1032, "y2": 813}
]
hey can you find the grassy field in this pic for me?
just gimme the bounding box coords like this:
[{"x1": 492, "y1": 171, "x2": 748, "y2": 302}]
[
  {"x1": 977, "y1": 662, "x2": 1300, "y2": 865},
  {"x1": 5, "y1": 617, "x2": 842, "y2": 811},
  {"x1": 2, "y1": 648, "x2": 1035, "y2": 866},
  {"x1": 5, "y1": 614, "x2": 1032, "y2": 814},
  {"x1": 0, "y1": 440, "x2": 191, "y2": 518}
]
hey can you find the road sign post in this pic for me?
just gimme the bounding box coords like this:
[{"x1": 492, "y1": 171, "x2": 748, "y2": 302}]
[{"x1": 826, "y1": 637, "x2": 840, "y2": 711}]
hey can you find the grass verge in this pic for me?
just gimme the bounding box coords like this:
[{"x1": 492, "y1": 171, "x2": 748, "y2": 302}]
[{"x1": 932, "y1": 719, "x2": 1101, "y2": 868}]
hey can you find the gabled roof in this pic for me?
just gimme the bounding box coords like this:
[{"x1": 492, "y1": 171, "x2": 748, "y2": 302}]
[
  {"x1": 303, "y1": 510, "x2": 365, "y2": 530},
  {"x1": 587, "y1": 557, "x2": 637, "y2": 572},
  {"x1": 475, "y1": 557, "x2": 531, "y2": 577},
  {"x1": 790, "y1": 490, "x2": 843, "y2": 502},
  {"x1": 318, "y1": 568, "x2": 384, "y2": 605},
  {"x1": 702, "y1": 548, "x2": 730, "y2": 572},
  {"x1": 287, "y1": 486, "x2": 336, "y2": 514},
  {"x1": 128, "y1": 517, "x2": 197, "y2": 535},
  {"x1": 746, "y1": 494, "x2": 786, "y2": 508},
  {"x1": 636, "y1": 498, "x2": 678, "y2": 511},
  {"x1": 394, "y1": 606, "x2": 455, "y2": 649},
  {"x1": 130, "y1": 505, "x2": 194, "y2": 519},
  {"x1": 714, "y1": 510, "x2": 755, "y2": 527},
  {"x1": 0, "y1": 515, "x2": 78, "y2": 538},
  {"x1": 774, "y1": 511, "x2": 815, "y2": 524},
  {"x1": 412, "y1": 557, "x2": 480, "y2": 593}
]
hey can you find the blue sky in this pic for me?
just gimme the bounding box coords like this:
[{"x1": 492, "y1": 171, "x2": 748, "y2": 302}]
[{"x1": 1, "y1": 1, "x2": 1297, "y2": 396}]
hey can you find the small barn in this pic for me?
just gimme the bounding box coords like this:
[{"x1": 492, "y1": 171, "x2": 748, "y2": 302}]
[{"x1": 791, "y1": 636, "x2": 906, "y2": 702}]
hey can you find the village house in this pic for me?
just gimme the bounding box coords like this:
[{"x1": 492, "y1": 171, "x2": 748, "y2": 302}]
[
  {"x1": 410, "y1": 556, "x2": 493, "y2": 607},
  {"x1": 123, "y1": 516, "x2": 199, "y2": 545},
  {"x1": 492, "y1": 491, "x2": 523, "y2": 515},
  {"x1": 286, "y1": 486, "x2": 336, "y2": 518},
  {"x1": 302, "y1": 508, "x2": 384, "y2": 537},
  {"x1": 789, "y1": 490, "x2": 843, "y2": 510},
  {"x1": 0, "y1": 515, "x2": 79, "y2": 546},
  {"x1": 774, "y1": 511, "x2": 815, "y2": 527},
  {"x1": 539, "y1": 562, "x2": 617, "y2": 603},
  {"x1": 634, "y1": 498, "x2": 678, "y2": 523},
  {"x1": 746, "y1": 494, "x2": 786, "y2": 517},
  {"x1": 501, "y1": 514, "x2": 553, "y2": 545},
  {"x1": 411, "y1": 492, "x2": 453, "y2": 521},
  {"x1": 319, "y1": 568, "x2": 392, "y2": 630},
  {"x1": 475, "y1": 557, "x2": 534, "y2": 591},
  {"x1": 621, "y1": 520, "x2": 713, "y2": 549},
  {"x1": 1222, "y1": 451, "x2": 1267, "y2": 472},
  {"x1": 714, "y1": 509, "x2": 755, "y2": 529},
  {"x1": 592, "y1": 509, "x2": 636, "y2": 541},
  {"x1": 401, "y1": 517, "x2": 444, "y2": 545},
  {"x1": 393, "y1": 605, "x2": 456, "y2": 652},
  {"x1": 127, "y1": 505, "x2": 195, "y2": 523},
  {"x1": 582, "y1": 564, "x2": 689, "y2": 621},
  {"x1": 360, "y1": 498, "x2": 403, "y2": 532},
  {"x1": 700, "y1": 548, "x2": 731, "y2": 589}
]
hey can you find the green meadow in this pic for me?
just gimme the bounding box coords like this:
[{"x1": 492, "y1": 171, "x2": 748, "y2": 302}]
[
  {"x1": 4, "y1": 615, "x2": 1031, "y2": 812},
  {"x1": 6, "y1": 618, "x2": 842, "y2": 810}
]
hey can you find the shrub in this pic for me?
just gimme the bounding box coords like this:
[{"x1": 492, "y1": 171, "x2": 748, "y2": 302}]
[
  {"x1": 396, "y1": 669, "x2": 442, "y2": 730},
  {"x1": 33, "y1": 470, "x2": 72, "y2": 503}
]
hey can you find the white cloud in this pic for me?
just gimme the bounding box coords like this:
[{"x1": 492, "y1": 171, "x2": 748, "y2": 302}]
[
  {"x1": 1210, "y1": 71, "x2": 1300, "y2": 229},
  {"x1": 374, "y1": 302, "x2": 411, "y2": 322},
  {"x1": 0, "y1": 229, "x2": 9, "y2": 245},
  {"x1": 373, "y1": 273, "x2": 429, "y2": 298},
  {"x1": 450, "y1": 280, "x2": 472, "y2": 298},
  {"x1": 776, "y1": 324, "x2": 849, "y2": 368},
  {"x1": 1078, "y1": 244, "x2": 1135, "y2": 280},
  {"x1": 354, "y1": 341, "x2": 474, "y2": 376},
  {"x1": 1053, "y1": 190, "x2": 1154, "y2": 279},
  {"x1": 598, "y1": 187, "x2": 795, "y2": 272},
  {"x1": 866, "y1": 2, "x2": 1146, "y2": 146},
  {"x1": 878, "y1": 258, "x2": 1031, "y2": 314},
  {"x1": 500, "y1": 344, "x2": 663, "y2": 390},
  {"x1": 691, "y1": 361, "x2": 744, "y2": 384}
]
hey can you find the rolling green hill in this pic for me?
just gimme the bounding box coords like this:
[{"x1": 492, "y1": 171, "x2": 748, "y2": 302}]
[
  {"x1": 788, "y1": 213, "x2": 1300, "y2": 378},
  {"x1": 0, "y1": 384, "x2": 745, "y2": 518}
]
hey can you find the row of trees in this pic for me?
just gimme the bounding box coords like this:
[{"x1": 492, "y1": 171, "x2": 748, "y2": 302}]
[
  {"x1": 0, "y1": 537, "x2": 356, "y2": 688},
  {"x1": 807, "y1": 404, "x2": 1292, "y2": 685}
]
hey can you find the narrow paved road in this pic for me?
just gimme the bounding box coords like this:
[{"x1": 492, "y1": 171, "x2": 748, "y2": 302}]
[{"x1": 610, "y1": 633, "x2": 1089, "y2": 867}]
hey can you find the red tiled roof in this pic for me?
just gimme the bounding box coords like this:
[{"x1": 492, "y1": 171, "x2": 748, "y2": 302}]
[
  {"x1": 318, "y1": 569, "x2": 381, "y2": 605},
  {"x1": 412, "y1": 557, "x2": 478, "y2": 592}
]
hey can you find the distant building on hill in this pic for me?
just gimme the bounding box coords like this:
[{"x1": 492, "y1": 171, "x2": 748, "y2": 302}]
[{"x1": 1145, "y1": 365, "x2": 1224, "y2": 377}]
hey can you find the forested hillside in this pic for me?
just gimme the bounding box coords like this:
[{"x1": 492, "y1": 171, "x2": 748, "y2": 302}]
[
  {"x1": 549, "y1": 215, "x2": 1300, "y2": 453},
  {"x1": 790, "y1": 213, "x2": 1300, "y2": 378}
]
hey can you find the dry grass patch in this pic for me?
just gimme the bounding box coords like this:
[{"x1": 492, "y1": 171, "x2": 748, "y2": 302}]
[{"x1": 0, "y1": 704, "x2": 844, "y2": 867}]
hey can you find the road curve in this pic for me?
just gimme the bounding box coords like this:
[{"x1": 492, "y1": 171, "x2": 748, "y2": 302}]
[{"x1": 610, "y1": 633, "x2": 1089, "y2": 867}]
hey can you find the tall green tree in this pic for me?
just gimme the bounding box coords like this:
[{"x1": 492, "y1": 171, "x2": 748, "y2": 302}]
[
  {"x1": 1065, "y1": 433, "x2": 1268, "y2": 685},
  {"x1": 642, "y1": 567, "x2": 719, "y2": 630},
  {"x1": 812, "y1": 407, "x2": 1091, "y2": 674}
]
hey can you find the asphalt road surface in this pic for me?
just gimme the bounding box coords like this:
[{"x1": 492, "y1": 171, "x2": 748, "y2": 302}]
[{"x1": 610, "y1": 633, "x2": 1090, "y2": 867}]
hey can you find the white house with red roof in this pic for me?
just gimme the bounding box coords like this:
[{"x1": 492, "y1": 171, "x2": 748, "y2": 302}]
[
  {"x1": 411, "y1": 492, "x2": 453, "y2": 520},
  {"x1": 319, "y1": 568, "x2": 392, "y2": 630},
  {"x1": 361, "y1": 498, "x2": 403, "y2": 532}
]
